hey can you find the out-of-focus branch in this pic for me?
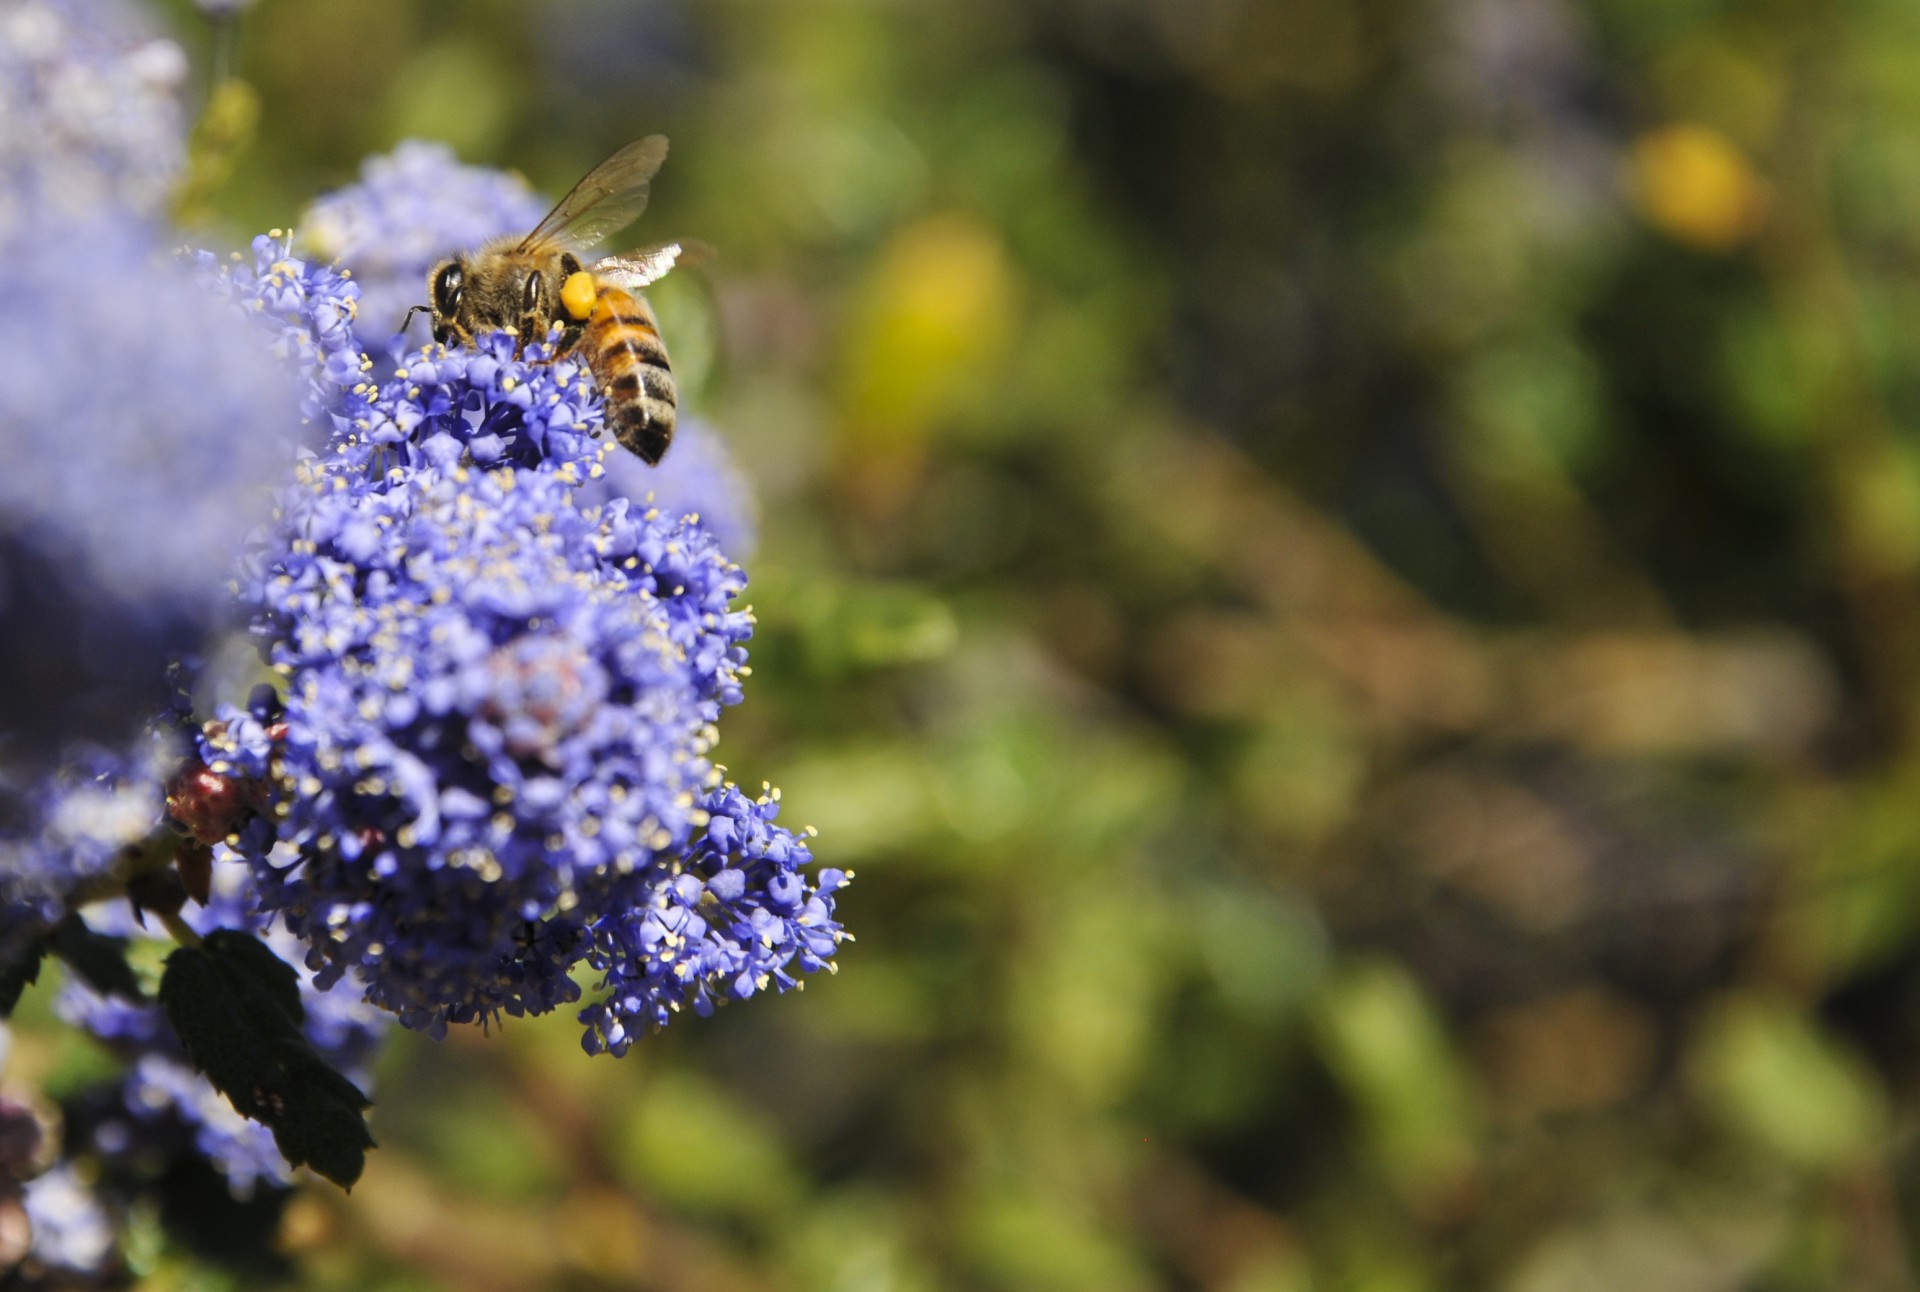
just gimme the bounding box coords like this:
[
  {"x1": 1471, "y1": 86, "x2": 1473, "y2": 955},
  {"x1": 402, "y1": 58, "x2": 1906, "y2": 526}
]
[{"x1": 1112, "y1": 421, "x2": 1835, "y2": 757}]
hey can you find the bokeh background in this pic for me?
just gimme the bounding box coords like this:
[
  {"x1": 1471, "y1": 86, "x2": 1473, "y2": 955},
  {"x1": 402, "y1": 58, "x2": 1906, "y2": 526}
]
[{"x1": 27, "y1": 0, "x2": 1920, "y2": 1286}]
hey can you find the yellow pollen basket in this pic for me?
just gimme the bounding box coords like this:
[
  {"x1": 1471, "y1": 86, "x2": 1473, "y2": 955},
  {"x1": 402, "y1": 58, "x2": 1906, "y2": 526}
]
[{"x1": 561, "y1": 271, "x2": 597, "y2": 320}]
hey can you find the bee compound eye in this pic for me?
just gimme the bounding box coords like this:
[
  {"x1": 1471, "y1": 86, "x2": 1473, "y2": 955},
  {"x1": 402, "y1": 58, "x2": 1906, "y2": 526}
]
[
  {"x1": 433, "y1": 262, "x2": 464, "y2": 312},
  {"x1": 523, "y1": 273, "x2": 543, "y2": 313}
]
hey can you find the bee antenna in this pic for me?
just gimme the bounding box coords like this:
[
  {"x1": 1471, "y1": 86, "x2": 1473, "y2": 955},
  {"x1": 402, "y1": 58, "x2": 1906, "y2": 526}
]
[{"x1": 400, "y1": 304, "x2": 431, "y2": 331}]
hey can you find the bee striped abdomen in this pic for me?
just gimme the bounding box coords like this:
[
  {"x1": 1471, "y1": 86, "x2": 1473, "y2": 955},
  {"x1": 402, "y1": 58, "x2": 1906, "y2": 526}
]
[{"x1": 585, "y1": 283, "x2": 676, "y2": 463}]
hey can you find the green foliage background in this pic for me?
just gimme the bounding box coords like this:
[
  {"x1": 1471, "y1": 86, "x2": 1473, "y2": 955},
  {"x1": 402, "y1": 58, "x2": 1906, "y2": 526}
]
[{"x1": 41, "y1": 0, "x2": 1920, "y2": 1286}]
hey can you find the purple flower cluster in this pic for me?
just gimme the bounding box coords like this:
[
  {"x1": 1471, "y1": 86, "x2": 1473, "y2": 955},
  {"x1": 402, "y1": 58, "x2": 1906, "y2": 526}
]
[
  {"x1": 583, "y1": 784, "x2": 845, "y2": 1055},
  {"x1": 0, "y1": 2, "x2": 839, "y2": 1275},
  {"x1": 217, "y1": 294, "x2": 847, "y2": 1045},
  {"x1": 0, "y1": 69, "x2": 837, "y2": 1277},
  {"x1": 248, "y1": 444, "x2": 750, "y2": 1031}
]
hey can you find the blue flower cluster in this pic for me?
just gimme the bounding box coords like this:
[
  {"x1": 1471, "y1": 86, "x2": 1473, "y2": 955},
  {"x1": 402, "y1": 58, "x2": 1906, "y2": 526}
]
[
  {"x1": 208, "y1": 268, "x2": 848, "y2": 1043},
  {"x1": 197, "y1": 147, "x2": 843, "y2": 1050},
  {"x1": 0, "y1": 1, "x2": 842, "y2": 1275},
  {"x1": 582, "y1": 783, "x2": 846, "y2": 1055},
  {"x1": 249, "y1": 447, "x2": 750, "y2": 1031}
]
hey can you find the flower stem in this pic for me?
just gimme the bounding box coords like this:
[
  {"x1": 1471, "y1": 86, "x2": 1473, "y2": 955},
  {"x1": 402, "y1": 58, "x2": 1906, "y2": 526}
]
[{"x1": 157, "y1": 909, "x2": 202, "y2": 949}]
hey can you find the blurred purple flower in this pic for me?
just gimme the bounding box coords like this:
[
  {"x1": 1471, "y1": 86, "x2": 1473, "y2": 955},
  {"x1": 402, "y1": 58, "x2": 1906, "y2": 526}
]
[
  {"x1": 0, "y1": 728, "x2": 175, "y2": 967},
  {"x1": 0, "y1": 2, "x2": 322, "y2": 759},
  {"x1": 0, "y1": 0, "x2": 186, "y2": 233},
  {"x1": 591, "y1": 415, "x2": 760, "y2": 557},
  {"x1": 0, "y1": 217, "x2": 298, "y2": 608},
  {"x1": 19, "y1": 1163, "x2": 113, "y2": 1277}
]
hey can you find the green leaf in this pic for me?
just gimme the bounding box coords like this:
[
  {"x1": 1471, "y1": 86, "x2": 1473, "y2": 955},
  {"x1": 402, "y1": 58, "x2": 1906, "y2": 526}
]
[
  {"x1": 1689, "y1": 994, "x2": 1887, "y2": 1172},
  {"x1": 47, "y1": 914, "x2": 144, "y2": 1002},
  {"x1": 0, "y1": 933, "x2": 47, "y2": 1016},
  {"x1": 1312, "y1": 960, "x2": 1480, "y2": 1201},
  {"x1": 160, "y1": 930, "x2": 372, "y2": 1189},
  {"x1": 203, "y1": 928, "x2": 305, "y2": 1027}
]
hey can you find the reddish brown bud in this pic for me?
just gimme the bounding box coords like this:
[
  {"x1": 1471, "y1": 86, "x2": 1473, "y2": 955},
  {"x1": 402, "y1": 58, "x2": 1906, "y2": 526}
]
[{"x1": 166, "y1": 761, "x2": 248, "y2": 845}]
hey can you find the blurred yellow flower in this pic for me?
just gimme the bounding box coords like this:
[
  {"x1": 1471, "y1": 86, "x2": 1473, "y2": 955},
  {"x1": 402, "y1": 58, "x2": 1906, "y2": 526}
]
[
  {"x1": 835, "y1": 214, "x2": 1016, "y2": 506},
  {"x1": 1630, "y1": 123, "x2": 1767, "y2": 251}
]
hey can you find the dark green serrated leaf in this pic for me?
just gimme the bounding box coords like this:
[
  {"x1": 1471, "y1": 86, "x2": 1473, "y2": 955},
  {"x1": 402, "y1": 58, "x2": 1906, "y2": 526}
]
[
  {"x1": 160, "y1": 946, "x2": 258, "y2": 1099},
  {"x1": 160, "y1": 931, "x2": 373, "y2": 1189},
  {"x1": 48, "y1": 914, "x2": 144, "y2": 1001},
  {"x1": 203, "y1": 928, "x2": 305, "y2": 1026},
  {"x1": 0, "y1": 935, "x2": 47, "y2": 1015},
  {"x1": 268, "y1": 1057, "x2": 377, "y2": 1189}
]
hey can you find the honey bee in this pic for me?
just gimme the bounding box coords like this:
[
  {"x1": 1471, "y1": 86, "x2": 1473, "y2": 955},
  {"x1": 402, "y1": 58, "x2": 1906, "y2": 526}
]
[{"x1": 409, "y1": 136, "x2": 698, "y2": 463}]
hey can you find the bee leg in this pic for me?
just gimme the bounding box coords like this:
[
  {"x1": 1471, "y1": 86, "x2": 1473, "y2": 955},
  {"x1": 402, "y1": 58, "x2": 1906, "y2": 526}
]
[{"x1": 529, "y1": 322, "x2": 587, "y2": 367}]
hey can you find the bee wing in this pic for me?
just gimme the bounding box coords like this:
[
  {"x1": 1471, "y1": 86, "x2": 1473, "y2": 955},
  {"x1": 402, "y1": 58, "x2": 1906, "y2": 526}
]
[
  {"x1": 516, "y1": 135, "x2": 670, "y2": 256},
  {"x1": 590, "y1": 239, "x2": 712, "y2": 290}
]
